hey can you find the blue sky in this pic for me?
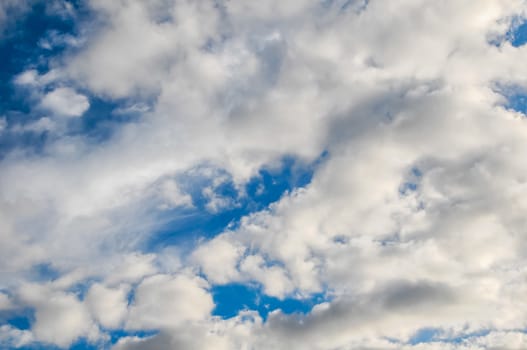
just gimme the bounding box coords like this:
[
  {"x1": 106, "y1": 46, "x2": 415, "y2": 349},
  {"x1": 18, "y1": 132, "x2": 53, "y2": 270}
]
[{"x1": 2, "y1": 1, "x2": 527, "y2": 350}]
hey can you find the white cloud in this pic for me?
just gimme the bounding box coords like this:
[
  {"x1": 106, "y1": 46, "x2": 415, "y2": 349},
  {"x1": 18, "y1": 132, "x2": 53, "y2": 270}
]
[
  {"x1": 85, "y1": 283, "x2": 129, "y2": 329},
  {"x1": 3, "y1": 0, "x2": 527, "y2": 349},
  {"x1": 18, "y1": 284, "x2": 100, "y2": 348},
  {"x1": 239, "y1": 254, "x2": 294, "y2": 298},
  {"x1": 14, "y1": 70, "x2": 39, "y2": 86},
  {"x1": 0, "y1": 325, "x2": 33, "y2": 349},
  {"x1": 192, "y1": 236, "x2": 245, "y2": 284},
  {"x1": 39, "y1": 87, "x2": 90, "y2": 118},
  {"x1": 157, "y1": 179, "x2": 193, "y2": 209},
  {"x1": 68, "y1": 0, "x2": 221, "y2": 98},
  {"x1": 104, "y1": 253, "x2": 158, "y2": 285},
  {"x1": 11, "y1": 117, "x2": 56, "y2": 133},
  {"x1": 202, "y1": 186, "x2": 236, "y2": 213},
  {"x1": 0, "y1": 292, "x2": 13, "y2": 310},
  {"x1": 126, "y1": 273, "x2": 213, "y2": 330}
]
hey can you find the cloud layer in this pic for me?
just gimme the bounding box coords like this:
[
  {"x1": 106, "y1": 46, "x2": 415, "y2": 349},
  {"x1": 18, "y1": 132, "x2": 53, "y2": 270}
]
[{"x1": 2, "y1": 0, "x2": 527, "y2": 349}]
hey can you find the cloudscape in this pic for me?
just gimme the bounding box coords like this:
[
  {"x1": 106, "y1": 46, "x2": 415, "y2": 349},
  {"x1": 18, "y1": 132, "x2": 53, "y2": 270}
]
[{"x1": 1, "y1": 1, "x2": 527, "y2": 349}]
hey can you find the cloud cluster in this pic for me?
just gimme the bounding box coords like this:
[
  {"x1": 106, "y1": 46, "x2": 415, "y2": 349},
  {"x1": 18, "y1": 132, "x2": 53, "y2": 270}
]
[{"x1": 2, "y1": 0, "x2": 527, "y2": 349}]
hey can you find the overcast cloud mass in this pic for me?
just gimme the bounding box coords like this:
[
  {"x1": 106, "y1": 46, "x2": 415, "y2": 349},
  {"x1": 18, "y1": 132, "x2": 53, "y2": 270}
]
[{"x1": 1, "y1": 0, "x2": 527, "y2": 349}]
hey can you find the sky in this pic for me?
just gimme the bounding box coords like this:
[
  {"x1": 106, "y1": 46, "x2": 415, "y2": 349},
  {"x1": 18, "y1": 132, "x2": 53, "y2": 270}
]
[{"x1": 1, "y1": 1, "x2": 527, "y2": 349}]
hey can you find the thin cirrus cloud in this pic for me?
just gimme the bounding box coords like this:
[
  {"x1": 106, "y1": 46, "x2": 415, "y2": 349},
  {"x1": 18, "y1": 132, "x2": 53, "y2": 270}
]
[{"x1": 1, "y1": 0, "x2": 527, "y2": 349}]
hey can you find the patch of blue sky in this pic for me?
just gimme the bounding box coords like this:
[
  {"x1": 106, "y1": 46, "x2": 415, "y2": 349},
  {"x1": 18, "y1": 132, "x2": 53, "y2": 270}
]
[
  {"x1": 494, "y1": 84, "x2": 527, "y2": 115},
  {"x1": 0, "y1": 128, "x2": 50, "y2": 159},
  {"x1": 212, "y1": 283, "x2": 328, "y2": 320},
  {"x1": 488, "y1": 17, "x2": 527, "y2": 47},
  {"x1": 408, "y1": 327, "x2": 441, "y2": 345},
  {"x1": 445, "y1": 329, "x2": 492, "y2": 344},
  {"x1": 408, "y1": 328, "x2": 504, "y2": 346},
  {"x1": 505, "y1": 91, "x2": 527, "y2": 114},
  {"x1": 145, "y1": 153, "x2": 327, "y2": 250},
  {"x1": 4, "y1": 311, "x2": 33, "y2": 331},
  {"x1": 508, "y1": 20, "x2": 527, "y2": 47},
  {"x1": 68, "y1": 339, "x2": 100, "y2": 350},
  {"x1": 28, "y1": 263, "x2": 61, "y2": 282},
  {"x1": 12, "y1": 345, "x2": 62, "y2": 350},
  {"x1": 399, "y1": 181, "x2": 418, "y2": 194},
  {"x1": 0, "y1": 2, "x2": 77, "y2": 113},
  {"x1": 15, "y1": 339, "x2": 100, "y2": 350},
  {"x1": 399, "y1": 166, "x2": 422, "y2": 195},
  {"x1": 411, "y1": 167, "x2": 422, "y2": 177},
  {"x1": 0, "y1": 1, "x2": 74, "y2": 159},
  {"x1": 0, "y1": 1, "x2": 150, "y2": 158},
  {"x1": 66, "y1": 96, "x2": 149, "y2": 143},
  {"x1": 107, "y1": 330, "x2": 158, "y2": 345},
  {"x1": 66, "y1": 278, "x2": 106, "y2": 301}
]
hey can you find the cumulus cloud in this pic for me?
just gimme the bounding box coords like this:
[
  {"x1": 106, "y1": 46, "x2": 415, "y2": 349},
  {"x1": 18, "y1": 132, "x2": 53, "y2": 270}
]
[
  {"x1": 85, "y1": 283, "x2": 129, "y2": 329},
  {"x1": 17, "y1": 284, "x2": 100, "y2": 347},
  {"x1": 0, "y1": 325, "x2": 33, "y2": 349},
  {"x1": 39, "y1": 87, "x2": 90, "y2": 118},
  {"x1": 0, "y1": 293, "x2": 13, "y2": 310},
  {"x1": 2, "y1": 0, "x2": 527, "y2": 349},
  {"x1": 126, "y1": 274, "x2": 214, "y2": 330}
]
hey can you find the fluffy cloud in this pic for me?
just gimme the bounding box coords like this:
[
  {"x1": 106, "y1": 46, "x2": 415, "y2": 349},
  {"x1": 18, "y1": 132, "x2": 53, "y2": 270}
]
[
  {"x1": 17, "y1": 284, "x2": 100, "y2": 347},
  {"x1": 85, "y1": 283, "x2": 129, "y2": 329},
  {"x1": 2, "y1": 0, "x2": 527, "y2": 349},
  {"x1": 39, "y1": 87, "x2": 90, "y2": 118},
  {"x1": 0, "y1": 293, "x2": 12, "y2": 311},
  {"x1": 125, "y1": 273, "x2": 213, "y2": 330},
  {"x1": 0, "y1": 326, "x2": 33, "y2": 349}
]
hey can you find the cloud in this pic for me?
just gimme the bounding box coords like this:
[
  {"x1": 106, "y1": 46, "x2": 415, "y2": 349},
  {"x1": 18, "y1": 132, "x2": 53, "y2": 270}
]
[
  {"x1": 2, "y1": 0, "x2": 527, "y2": 349},
  {"x1": 17, "y1": 284, "x2": 100, "y2": 348},
  {"x1": 0, "y1": 325, "x2": 33, "y2": 349},
  {"x1": 0, "y1": 292, "x2": 13, "y2": 310},
  {"x1": 67, "y1": 0, "x2": 221, "y2": 98},
  {"x1": 0, "y1": 117, "x2": 6, "y2": 133},
  {"x1": 39, "y1": 87, "x2": 90, "y2": 118},
  {"x1": 85, "y1": 283, "x2": 129, "y2": 329},
  {"x1": 192, "y1": 236, "x2": 244, "y2": 285},
  {"x1": 125, "y1": 273, "x2": 214, "y2": 330}
]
